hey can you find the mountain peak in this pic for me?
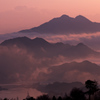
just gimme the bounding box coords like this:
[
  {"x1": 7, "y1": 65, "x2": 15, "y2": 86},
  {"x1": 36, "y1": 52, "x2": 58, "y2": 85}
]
[
  {"x1": 76, "y1": 43, "x2": 86, "y2": 46},
  {"x1": 60, "y1": 14, "x2": 70, "y2": 18},
  {"x1": 75, "y1": 15, "x2": 85, "y2": 18},
  {"x1": 33, "y1": 37, "x2": 47, "y2": 42},
  {"x1": 75, "y1": 15, "x2": 91, "y2": 22},
  {"x1": 32, "y1": 37, "x2": 50, "y2": 45},
  {"x1": 49, "y1": 14, "x2": 71, "y2": 22},
  {"x1": 76, "y1": 43, "x2": 90, "y2": 49},
  {"x1": 14, "y1": 36, "x2": 30, "y2": 40},
  {"x1": 82, "y1": 60, "x2": 91, "y2": 63},
  {"x1": 1, "y1": 36, "x2": 31, "y2": 46}
]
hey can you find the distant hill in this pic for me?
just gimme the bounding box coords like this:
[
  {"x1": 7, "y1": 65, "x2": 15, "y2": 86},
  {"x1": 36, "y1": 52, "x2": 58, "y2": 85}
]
[
  {"x1": 20, "y1": 15, "x2": 100, "y2": 34},
  {"x1": 0, "y1": 37, "x2": 99, "y2": 59},
  {"x1": 39, "y1": 60, "x2": 100, "y2": 85},
  {"x1": 50, "y1": 60, "x2": 100, "y2": 76}
]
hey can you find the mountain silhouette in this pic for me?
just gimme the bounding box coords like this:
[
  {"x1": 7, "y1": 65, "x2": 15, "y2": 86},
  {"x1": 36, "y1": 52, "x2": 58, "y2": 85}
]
[
  {"x1": 52, "y1": 60, "x2": 100, "y2": 74},
  {"x1": 45, "y1": 60, "x2": 100, "y2": 84},
  {"x1": 19, "y1": 15, "x2": 100, "y2": 34},
  {"x1": 0, "y1": 36, "x2": 51, "y2": 48},
  {"x1": 0, "y1": 37, "x2": 99, "y2": 58},
  {"x1": 75, "y1": 15, "x2": 91, "y2": 22}
]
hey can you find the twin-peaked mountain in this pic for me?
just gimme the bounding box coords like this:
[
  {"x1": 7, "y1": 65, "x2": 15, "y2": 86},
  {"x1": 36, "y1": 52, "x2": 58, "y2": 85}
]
[
  {"x1": 0, "y1": 37, "x2": 99, "y2": 59},
  {"x1": 20, "y1": 15, "x2": 100, "y2": 34}
]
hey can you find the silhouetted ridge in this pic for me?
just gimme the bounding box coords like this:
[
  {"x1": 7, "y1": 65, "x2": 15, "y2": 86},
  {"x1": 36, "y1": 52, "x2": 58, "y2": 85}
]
[
  {"x1": 54, "y1": 42, "x2": 65, "y2": 46},
  {"x1": 75, "y1": 15, "x2": 91, "y2": 22},
  {"x1": 32, "y1": 37, "x2": 51, "y2": 47},
  {"x1": 81, "y1": 60, "x2": 98, "y2": 66},
  {"x1": 0, "y1": 37, "x2": 99, "y2": 58},
  {"x1": 50, "y1": 60, "x2": 100, "y2": 78},
  {"x1": 60, "y1": 14, "x2": 70, "y2": 19},
  {"x1": 76, "y1": 43, "x2": 87, "y2": 47},
  {"x1": 1, "y1": 36, "x2": 31, "y2": 46},
  {"x1": 32, "y1": 37, "x2": 49, "y2": 44},
  {"x1": 76, "y1": 43, "x2": 92, "y2": 50},
  {"x1": 81, "y1": 60, "x2": 91, "y2": 64},
  {"x1": 1, "y1": 37, "x2": 51, "y2": 47}
]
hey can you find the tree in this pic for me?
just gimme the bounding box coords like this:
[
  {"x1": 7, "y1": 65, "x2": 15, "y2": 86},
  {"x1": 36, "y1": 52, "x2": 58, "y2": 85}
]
[
  {"x1": 70, "y1": 87, "x2": 85, "y2": 100},
  {"x1": 4, "y1": 98, "x2": 8, "y2": 100},
  {"x1": 85, "y1": 80, "x2": 99, "y2": 100},
  {"x1": 57, "y1": 96, "x2": 62, "y2": 100},
  {"x1": 52, "y1": 96, "x2": 56, "y2": 100},
  {"x1": 27, "y1": 97, "x2": 35, "y2": 100},
  {"x1": 36, "y1": 95, "x2": 50, "y2": 100},
  {"x1": 63, "y1": 94, "x2": 72, "y2": 100}
]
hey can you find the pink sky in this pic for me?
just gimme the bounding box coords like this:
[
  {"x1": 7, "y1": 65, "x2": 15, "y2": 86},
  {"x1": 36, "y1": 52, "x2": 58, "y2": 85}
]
[{"x1": 0, "y1": 0, "x2": 100, "y2": 34}]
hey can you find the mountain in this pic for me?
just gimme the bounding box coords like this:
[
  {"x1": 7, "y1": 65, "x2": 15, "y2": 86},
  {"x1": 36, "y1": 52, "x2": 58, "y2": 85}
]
[
  {"x1": 33, "y1": 82, "x2": 84, "y2": 96},
  {"x1": 43, "y1": 60, "x2": 100, "y2": 84},
  {"x1": 0, "y1": 36, "x2": 51, "y2": 48},
  {"x1": 19, "y1": 15, "x2": 100, "y2": 34},
  {"x1": 0, "y1": 37, "x2": 99, "y2": 58},
  {"x1": 50, "y1": 60, "x2": 100, "y2": 75}
]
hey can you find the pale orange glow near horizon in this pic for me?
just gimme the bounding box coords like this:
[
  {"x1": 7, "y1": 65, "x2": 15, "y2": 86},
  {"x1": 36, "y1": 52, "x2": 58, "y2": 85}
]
[{"x1": 0, "y1": 0, "x2": 100, "y2": 34}]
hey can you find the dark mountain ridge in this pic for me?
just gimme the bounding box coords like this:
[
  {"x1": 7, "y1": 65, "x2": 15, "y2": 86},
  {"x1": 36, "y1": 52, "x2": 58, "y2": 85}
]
[
  {"x1": 0, "y1": 37, "x2": 99, "y2": 58},
  {"x1": 51, "y1": 60, "x2": 100, "y2": 74},
  {"x1": 45, "y1": 60, "x2": 100, "y2": 84},
  {"x1": 20, "y1": 15, "x2": 100, "y2": 34}
]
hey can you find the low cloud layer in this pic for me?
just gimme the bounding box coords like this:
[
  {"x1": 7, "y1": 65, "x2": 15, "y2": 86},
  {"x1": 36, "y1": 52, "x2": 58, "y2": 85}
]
[
  {"x1": 1, "y1": 32, "x2": 100, "y2": 51},
  {"x1": 0, "y1": 46, "x2": 69, "y2": 84},
  {"x1": 0, "y1": 44, "x2": 100, "y2": 84}
]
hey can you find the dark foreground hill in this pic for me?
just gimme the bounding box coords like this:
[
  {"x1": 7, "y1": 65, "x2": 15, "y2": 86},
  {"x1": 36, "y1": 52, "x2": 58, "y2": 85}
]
[{"x1": 20, "y1": 15, "x2": 100, "y2": 34}]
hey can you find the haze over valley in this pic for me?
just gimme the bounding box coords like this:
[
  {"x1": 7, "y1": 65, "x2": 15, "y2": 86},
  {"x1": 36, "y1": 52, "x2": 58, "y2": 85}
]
[
  {"x1": 1, "y1": 2, "x2": 100, "y2": 98},
  {"x1": 0, "y1": 36, "x2": 100, "y2": 87}
]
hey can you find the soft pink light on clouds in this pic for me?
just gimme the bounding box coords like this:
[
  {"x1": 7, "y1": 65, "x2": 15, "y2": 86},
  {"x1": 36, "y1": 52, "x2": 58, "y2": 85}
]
[
  {"x1": 43, "y1": 32, "x2": 100, "y2": 43},
  {"x1": 0, "y1": 0, "x2": 100, "y2": 34}
]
